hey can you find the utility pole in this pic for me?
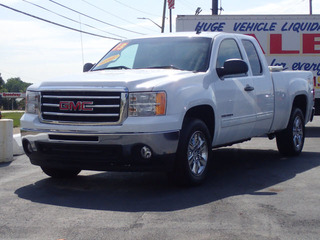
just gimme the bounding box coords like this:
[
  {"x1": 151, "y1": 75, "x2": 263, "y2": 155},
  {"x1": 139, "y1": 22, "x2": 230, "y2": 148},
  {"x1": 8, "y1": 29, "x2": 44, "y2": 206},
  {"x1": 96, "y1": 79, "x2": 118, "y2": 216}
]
[
  {"x1": 212, "y1": 0, "x2": 218, "y2": 15},
  {"x1": 169, "y1": 9, "x2": 172, "y2": 32},
  {"x1": 161, "y1": 0, "x2": 166, "y2": 33},
  {"x1": 310, "y1": 0, "x2": 313, "y2": 15}
]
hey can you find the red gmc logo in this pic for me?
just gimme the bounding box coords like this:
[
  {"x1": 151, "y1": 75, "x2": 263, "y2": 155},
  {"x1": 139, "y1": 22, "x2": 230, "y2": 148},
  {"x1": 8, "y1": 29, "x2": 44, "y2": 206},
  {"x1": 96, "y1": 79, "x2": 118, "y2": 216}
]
[{"x1": 59, "y1": 101, "x2": 94, "y2": 111}]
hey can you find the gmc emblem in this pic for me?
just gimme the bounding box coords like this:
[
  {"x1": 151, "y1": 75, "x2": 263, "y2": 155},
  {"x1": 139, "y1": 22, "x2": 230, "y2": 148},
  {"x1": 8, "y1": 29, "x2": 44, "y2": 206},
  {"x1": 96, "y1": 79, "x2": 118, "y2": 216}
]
[{"x1": 59, "y1": 101, "x2": 94, "y2": 111}]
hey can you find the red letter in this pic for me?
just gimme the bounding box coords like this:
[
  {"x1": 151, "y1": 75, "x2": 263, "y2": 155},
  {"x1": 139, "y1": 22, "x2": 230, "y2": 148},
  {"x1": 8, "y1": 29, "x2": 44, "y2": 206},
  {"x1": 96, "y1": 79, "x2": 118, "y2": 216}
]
[
  {"x1": 70, "y1": 101, "x2": 82, "y2": 111},
  {"x1": 59, "y1": 101, "x2": 70, "y2": 110},
  {"x1": 82, "y1": 101, "x2": 93, "y2": 111},
  {"x1": 303, "y1": 34, "x2": 320, "y2": 54},
  {"x1": 270, "y1": 34, "x2": 299, "y2": 54}
]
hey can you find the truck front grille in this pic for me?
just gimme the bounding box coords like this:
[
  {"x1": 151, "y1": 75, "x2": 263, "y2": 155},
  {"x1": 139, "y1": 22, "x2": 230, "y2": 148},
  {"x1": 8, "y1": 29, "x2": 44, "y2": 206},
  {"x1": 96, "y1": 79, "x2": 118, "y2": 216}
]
[{"x1": 40, "y1": 91, "x2": 127, "y2": 124}]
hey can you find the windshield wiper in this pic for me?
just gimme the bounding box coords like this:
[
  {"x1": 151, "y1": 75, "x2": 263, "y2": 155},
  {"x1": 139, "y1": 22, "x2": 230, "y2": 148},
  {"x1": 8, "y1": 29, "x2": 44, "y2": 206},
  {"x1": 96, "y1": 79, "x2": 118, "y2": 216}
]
[
  {"x1": 144, "y1": 65, "x2": 181, "y2": 70},
  {"x1": 95, "y1": 66, "x2": 131, "y2": 70}
]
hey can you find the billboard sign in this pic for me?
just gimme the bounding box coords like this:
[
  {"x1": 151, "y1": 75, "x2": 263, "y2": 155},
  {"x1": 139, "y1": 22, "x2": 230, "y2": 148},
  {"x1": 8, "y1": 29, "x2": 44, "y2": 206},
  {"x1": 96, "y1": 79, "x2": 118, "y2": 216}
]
[{"x1": 176, "y1": 15, "x2": 320, "y2": 97}]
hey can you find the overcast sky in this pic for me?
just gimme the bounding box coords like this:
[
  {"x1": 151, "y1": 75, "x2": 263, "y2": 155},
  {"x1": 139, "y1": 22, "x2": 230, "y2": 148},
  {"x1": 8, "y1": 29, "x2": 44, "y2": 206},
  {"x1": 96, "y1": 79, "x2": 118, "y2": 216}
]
[{"x1": 0, "y1": 0, "x2": 319, "y2": 85}]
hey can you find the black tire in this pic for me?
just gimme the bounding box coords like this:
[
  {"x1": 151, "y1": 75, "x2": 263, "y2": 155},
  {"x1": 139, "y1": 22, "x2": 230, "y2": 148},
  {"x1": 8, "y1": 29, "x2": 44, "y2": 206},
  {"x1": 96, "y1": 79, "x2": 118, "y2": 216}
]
[
  {"x1": 41, "y1": 167, "x2": 81, "y2": 178},
  {"x1": 171, "y1": 118, "x2": 212, "y2": 186},
  {"x1": 276, "y1": 108, "x2": 305, "y2": 156}
]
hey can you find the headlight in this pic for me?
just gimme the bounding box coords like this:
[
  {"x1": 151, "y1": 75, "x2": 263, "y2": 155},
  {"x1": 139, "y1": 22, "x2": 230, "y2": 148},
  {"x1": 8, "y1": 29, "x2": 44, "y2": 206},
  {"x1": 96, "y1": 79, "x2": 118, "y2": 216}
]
[
  {"x1": 129, "y1": 92, "x2": 166, "y2": 117},
  {"x1": 26, "y1": 91, "x2": 40, "y2": 114}
]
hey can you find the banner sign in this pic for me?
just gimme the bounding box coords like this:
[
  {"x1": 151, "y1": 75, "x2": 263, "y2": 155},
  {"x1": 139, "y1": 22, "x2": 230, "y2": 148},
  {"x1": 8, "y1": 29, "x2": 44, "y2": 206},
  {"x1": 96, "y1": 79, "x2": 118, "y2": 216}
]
[
  {"x1": 176, "y1": 15, "x2": 320, "y2": 97},
  {"x1": 0, "y1": 92, "x2": 26, "y2": 98}
]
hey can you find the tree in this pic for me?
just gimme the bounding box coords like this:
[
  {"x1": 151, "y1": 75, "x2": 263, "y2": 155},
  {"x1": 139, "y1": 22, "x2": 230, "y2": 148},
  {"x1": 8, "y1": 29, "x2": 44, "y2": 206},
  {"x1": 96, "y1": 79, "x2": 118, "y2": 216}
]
[
  {"x1": 0, "y1": 77, "x2": 32, "y2": 110},
  {"x1": 4, "y1": 77, "x2": 31, "y2": 92},
  {"x1": 0, "y1": 73, "x2": 4, "y2": 90}
]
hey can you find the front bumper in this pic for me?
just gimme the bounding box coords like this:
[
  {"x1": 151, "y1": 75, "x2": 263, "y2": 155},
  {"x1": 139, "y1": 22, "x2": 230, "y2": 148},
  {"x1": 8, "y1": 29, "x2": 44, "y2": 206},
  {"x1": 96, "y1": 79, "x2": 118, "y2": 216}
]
[{"x1": 21, "y1": 128, "x2": 179, "y2": 171}]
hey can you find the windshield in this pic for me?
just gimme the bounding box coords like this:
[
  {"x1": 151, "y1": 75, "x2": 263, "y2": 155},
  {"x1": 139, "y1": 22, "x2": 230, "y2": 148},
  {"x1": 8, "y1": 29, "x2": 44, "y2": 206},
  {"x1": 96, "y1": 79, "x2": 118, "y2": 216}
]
[{"x1": 92, "y1": 37, "x2": 212, "y2": 72}]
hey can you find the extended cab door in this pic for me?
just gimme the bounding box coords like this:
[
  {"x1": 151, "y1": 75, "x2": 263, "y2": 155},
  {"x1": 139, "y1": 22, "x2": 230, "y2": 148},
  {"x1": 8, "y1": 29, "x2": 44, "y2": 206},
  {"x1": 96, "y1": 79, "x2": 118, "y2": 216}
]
[
  {"x1": 241, "y1": 39, "x2": 274, "y2": 136},
  {"x1": 213, "y1": 37, "x2": 256, "y2": 145}
]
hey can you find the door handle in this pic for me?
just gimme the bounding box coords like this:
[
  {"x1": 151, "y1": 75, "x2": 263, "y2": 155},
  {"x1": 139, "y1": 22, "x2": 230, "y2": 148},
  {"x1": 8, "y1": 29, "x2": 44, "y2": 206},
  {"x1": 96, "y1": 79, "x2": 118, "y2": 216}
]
[{"x1": 244, "y1": 85, "x2": 254, "y2": 92}]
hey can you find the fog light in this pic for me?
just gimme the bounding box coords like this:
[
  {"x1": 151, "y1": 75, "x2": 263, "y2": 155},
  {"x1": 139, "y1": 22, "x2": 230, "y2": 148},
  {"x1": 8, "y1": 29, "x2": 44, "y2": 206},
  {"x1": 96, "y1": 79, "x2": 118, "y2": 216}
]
[
  {"x1": 141, "y1": 146, "x2": 152, "y2": 159},
  {"x1": 23, "y1": 140, "x2": 34, "y2": 155}
]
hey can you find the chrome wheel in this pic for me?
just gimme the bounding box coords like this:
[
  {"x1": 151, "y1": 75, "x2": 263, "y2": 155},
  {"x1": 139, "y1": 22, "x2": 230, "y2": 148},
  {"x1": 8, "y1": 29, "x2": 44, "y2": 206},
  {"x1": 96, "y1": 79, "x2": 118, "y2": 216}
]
[
  {"x1": 187, "y1": 131, "x2": 209, "y2": 176},
  {"x1": 172, "y1": 118, "x2": 211, "y2": 185},
  {"x1": 293, "y1": 115, "x2": 303, "y2": 151},
  {"x1": 276, "y1": 108, "x2": 305, "y2": 156}
]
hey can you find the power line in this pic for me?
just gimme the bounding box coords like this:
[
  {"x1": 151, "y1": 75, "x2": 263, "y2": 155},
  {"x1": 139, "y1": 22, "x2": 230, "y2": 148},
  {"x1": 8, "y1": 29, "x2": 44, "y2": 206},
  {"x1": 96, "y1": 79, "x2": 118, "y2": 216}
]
[
  {"x1": 47, "y1": 0, "x2": 145, "y2": 35},
  {"x1": 81, "y1": 0, "x2": 131, "y2": 23},
  {"x1": 22, "y1": 0, "x2": 126, "y2": 39},
  {"x1": 80, "y1": 0, "x2": 159, "y2": 33},
  {"x1": 0, "y1": 3, "x2": 122, "y2": 41},
  {"x1": 113, "y1": 0, "x2": 162, "y2": 18}
]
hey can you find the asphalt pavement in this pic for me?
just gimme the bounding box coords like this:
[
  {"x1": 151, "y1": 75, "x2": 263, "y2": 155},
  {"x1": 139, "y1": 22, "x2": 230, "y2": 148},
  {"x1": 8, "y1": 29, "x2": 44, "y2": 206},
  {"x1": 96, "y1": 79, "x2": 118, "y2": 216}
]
[{"x1": 1, "y1": 118, "x2": 320, "y2": 239}]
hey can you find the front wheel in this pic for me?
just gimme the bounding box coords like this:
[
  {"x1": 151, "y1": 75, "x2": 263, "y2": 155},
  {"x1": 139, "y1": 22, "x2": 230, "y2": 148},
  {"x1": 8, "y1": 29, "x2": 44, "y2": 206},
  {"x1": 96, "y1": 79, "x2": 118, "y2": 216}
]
[
  {"x1": 276, "y1": 108, "x2": 305, "y2": 156},
  {"x1": 41, "y1": 167, "x2": 81, "y2": 178},
  {"x1": 172, "y1": 118, "x2": 212, "y2": 186}
]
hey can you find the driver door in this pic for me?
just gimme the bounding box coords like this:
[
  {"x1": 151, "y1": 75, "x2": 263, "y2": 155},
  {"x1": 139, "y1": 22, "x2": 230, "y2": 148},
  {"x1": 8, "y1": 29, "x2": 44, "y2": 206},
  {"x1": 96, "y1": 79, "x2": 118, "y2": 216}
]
[{"x1": 213, "y1": 38, "x2": 257, "y2": 145}]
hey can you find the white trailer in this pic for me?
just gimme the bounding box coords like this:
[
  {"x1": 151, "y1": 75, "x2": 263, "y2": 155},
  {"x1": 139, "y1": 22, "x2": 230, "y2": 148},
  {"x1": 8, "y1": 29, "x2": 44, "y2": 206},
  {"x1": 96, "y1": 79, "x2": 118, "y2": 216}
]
[{"x1": 176, "y1": 14, "x2": 320, "y2": 114}]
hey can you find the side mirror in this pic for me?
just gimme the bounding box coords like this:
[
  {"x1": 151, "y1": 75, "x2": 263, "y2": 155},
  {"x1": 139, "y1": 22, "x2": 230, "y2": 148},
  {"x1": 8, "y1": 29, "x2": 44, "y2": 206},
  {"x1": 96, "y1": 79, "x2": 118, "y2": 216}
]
[
  {"x1": 216, "y1": 59, "x2": 248, "y2": 78},
  {"x1": 83, "y1": 63, "x2": 94, "y2": 72}
]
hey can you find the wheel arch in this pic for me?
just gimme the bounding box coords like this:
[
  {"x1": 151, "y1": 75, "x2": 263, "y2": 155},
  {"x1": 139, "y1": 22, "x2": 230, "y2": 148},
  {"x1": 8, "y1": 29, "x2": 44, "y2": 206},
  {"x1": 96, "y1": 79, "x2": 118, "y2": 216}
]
[
  {"x1": 292, "y1": 94, "x2": 307, "y2": 122},
  {"x1": 182, "y1": 105, "x2": 215, "y2": 142}
]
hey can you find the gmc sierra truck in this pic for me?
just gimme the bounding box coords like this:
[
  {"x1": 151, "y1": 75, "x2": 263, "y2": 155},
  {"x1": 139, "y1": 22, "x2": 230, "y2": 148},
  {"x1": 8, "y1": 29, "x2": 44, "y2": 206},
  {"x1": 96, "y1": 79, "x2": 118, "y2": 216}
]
[{"x1": 21, "y1": 32, "x2": 314, "y2": 185}]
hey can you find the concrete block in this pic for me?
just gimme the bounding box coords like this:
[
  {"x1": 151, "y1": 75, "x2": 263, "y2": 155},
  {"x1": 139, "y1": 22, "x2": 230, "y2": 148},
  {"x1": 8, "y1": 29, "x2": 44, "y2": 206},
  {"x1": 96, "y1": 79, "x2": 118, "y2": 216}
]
[
  {"x1": 0, "y1": 119, "x2": 13, "y2": 162},
  {"x1": 13, "y1": 133, "x2": 24, "y2": 156}
]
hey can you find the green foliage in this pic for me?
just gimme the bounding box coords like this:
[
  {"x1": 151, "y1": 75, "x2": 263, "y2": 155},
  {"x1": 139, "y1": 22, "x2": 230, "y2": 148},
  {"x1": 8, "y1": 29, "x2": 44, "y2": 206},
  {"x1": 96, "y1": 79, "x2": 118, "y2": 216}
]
[
  {"x1": 0, "y1": 76, "x2": 31, "y2": 110},
  {"x1": 0, "y1": 74, "x2": 4, "y2": 90},
  {"x1": 4, "y1": 77, "x2": 31, "y2": 92},
  {"x1": 1, "y1": 112, "x2": 24, "y2": 128}
]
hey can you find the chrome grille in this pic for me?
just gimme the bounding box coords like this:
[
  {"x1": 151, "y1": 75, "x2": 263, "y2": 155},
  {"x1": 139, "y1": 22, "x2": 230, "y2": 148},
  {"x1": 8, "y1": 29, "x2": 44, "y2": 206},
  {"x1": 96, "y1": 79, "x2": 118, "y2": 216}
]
[{"x1": 40, "y1": 91, "x2": 126, "y2": 124}]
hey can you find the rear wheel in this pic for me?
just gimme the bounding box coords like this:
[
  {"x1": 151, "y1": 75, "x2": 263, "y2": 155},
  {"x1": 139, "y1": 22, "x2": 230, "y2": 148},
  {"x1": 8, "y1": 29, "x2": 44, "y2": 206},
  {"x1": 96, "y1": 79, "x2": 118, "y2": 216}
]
[
  {"x1": 41, "y1": 167, "x2": 81, "y2": 178},
  {"x1": 172, "y1": 118, "x2": 212, "y2": 185},
  {"x1": 276, "y1": 108, "x2": 305, "y2": 156}
]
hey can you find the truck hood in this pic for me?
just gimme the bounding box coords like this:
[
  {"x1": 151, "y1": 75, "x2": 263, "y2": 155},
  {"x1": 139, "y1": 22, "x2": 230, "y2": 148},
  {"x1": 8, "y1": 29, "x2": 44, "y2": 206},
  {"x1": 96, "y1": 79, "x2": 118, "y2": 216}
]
[{"x1": 29, "y1": 69, "x2": 200, "y2": 92}]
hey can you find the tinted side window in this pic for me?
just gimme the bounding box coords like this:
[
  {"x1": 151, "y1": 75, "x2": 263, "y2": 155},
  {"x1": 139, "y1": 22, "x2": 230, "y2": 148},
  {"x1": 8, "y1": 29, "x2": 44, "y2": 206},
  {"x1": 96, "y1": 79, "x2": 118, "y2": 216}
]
[
  {"x1": 242, "y1": 40, "x2": 262, "y2": 76},
  {"x1": 216, "y1": 39, "x2": 242, "y2": 68}
]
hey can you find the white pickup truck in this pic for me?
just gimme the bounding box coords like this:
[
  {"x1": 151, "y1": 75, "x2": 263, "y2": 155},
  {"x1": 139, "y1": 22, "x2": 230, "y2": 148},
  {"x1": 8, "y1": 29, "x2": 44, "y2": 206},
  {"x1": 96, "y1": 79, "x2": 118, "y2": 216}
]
[{"x1": 21, "y1": 32, "x2": 314, "y2": 185}]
